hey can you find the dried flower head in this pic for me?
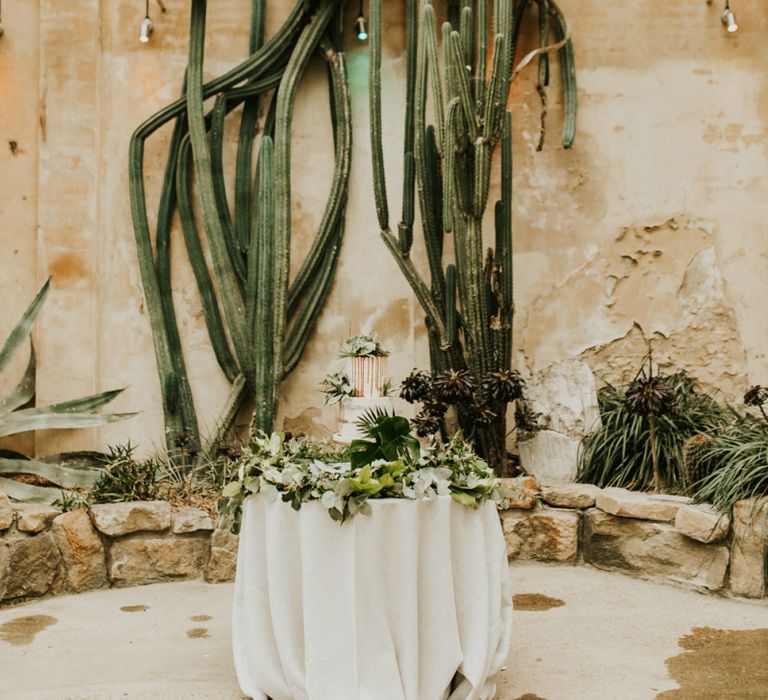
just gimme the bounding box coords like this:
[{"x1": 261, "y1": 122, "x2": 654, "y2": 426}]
[
  {"x1": 411, "y1": 411, "x2": 442, "y2": 437},
  {"x1": 744, "y1": 385, "x2": 768, "y2": 408},
  {"x1": 399, "y1": 369, "x2": 433, "y2": 404},
  {"x1": 468, "y1": 402, "x2": 497, "y2": 427},
  {"x1": 625, "y1": 374, "x2": 676, "y2": 417},
  {"x1": 481, "y1": 369, "x2": 524, "y2": 403},
  {"x1": 433, "y1": 368, "x2": 475, "y2": 403}
]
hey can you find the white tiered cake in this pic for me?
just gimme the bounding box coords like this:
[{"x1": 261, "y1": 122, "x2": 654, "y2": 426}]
[{"x1": 333, "y1": 355, "x2": 392, "y2": 445}]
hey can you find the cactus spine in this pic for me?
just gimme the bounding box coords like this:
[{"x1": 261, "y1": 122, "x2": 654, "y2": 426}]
[
  {"x1": 129, "y1": 0, "x2": 350, "y2": 467},
  {"x1": 369, "y1": 0, "x2": 577, "y2": 472}
]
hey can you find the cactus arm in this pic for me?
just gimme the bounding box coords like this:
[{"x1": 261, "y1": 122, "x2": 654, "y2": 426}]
[
  {"x1": 176, "y1": 134, "x2": 241, "y2": 385},
  {"x1": 288, "y1": 45, "x2": 351, "y2": 317},
  {"x1": 272, "y1": 0, "x2": 339, "y2": 408},
  {"x1": 186, "y1": 0, "x2": 249, "y2": 371},
  {"x1": 448, "y1": 31, "x2": 478, "y2": 142},
  {"x1": 499, "y1": 110, "x2": 514, "y2": 369},
  {"x1": 401, "y1": 0, "x2": 417, "y2": 243},
  {"x1": 476, "y1": 0, "x2": 488, "y2": 108},
  {"x1": 234, "y1": 0, "x2": 267, "y2": 255},
  {"x1": 445, "y1": 264, "x2": 458, "y2": 346},
  {"x1": 537, "y1": 0, "x2": 550, "y2": 87},
  {"x1": 459, "y1": 4, "x2": 475, "y2": 91},
  {"x1": 283, "y1": 229, "x2": 343, "y2": 376},
  {"x1": 252, "y1": 136, "x2": 276, "y2": 429},
  {"x1": 551, "y1": 3, "x2": 577, "y2": 148},
  {"x1": 210, "y1": 94, "x2": 246, "y2": 287},
  {"x1": 422, "y1": 3, "x2": 444, "y2": 154},
  {"x1": 369, "y1": 0, "x2": 389, "y2": 230},
  {"x1": 399, "y1": 152, "x2": 415, "y2": 254}
]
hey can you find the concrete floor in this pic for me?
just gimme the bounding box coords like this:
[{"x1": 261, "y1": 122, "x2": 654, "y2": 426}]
[{"x1": 1, "y1": 562, "x2": 767, "y2": 700}]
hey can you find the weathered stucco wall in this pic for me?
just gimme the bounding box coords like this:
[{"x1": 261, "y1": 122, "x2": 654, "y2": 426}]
[{"x1": 1, "y1": 0, "x2": 767, "y2": 457}]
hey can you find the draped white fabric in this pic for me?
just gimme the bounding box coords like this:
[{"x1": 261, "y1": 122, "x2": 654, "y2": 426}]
[{"x1": 232, "y1": 495, "x2": 513, "y2": 700}]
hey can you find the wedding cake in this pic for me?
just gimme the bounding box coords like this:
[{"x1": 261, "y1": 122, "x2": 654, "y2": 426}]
[{"x1": 331, "y1": 339, "x2": 393, "y2": 445}]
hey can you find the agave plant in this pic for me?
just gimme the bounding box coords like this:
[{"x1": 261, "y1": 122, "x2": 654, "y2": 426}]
[{"x1": 0, "y1": 280, "x2": 134, "y2": 504}]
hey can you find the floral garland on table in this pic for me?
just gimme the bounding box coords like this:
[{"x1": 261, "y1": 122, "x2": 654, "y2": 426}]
[{"x1": 217, "y1": 432, "x2": 512, "y2": 532}]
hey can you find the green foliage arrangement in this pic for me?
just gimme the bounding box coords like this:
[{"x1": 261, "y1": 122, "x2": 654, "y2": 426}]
[
  {"x1": 338, "y1": 334, "x2": 389, "y2": 358},
  {"x1": 320, "y1": 371, "x2": 354, "y2": 406},
  {"x1": 578, "y1": 369, "x2": 726, "y2": 493},
  {"x1": 0, "y1": 280, "x2": 134, "y2": 504},
  {"x1": 218, "y1": 429, "x2": 510, "y2": 532},
  {"x1": 687, "y1": 386, "x2": 768, "y2": 512},
  {"x1": 89, "y1": 443, "x2": 159, "y2": 504}
]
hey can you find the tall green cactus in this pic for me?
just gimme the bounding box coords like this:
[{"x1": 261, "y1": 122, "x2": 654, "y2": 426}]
[
  {"x1": 129, "y1": 0, "x2": 350, "y2": 468},
  {"x1": 369, "y1": 0, "x2": 577, "y2": 472}
]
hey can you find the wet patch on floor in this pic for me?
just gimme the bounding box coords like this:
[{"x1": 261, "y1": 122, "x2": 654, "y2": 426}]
[
  {"x1": 513, "y1": 694, "x2": 548, "y2": 700},
  {"x1": 0, "y1": 615, "x2": 58, "y2": 646},
  {"x1": 120, "y1": 605, "x2": 149, "y2": 613},
  {"x1": 191, "y1": 614, "x2": 212, "y2": 621},
  {"x1": 187, "y1": 628, "x2": 211, "y2": 639},
  {"x1": 513, "y1": 593, "x2": 565, "y2": 611},
  {"x1": 657, "y1": 626, "x2": 768, "y2": 699}
]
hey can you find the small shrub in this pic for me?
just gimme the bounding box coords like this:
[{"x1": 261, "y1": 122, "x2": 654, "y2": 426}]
[{"x1": 89, "y1": 443, "x2": 159, "y2": 504}]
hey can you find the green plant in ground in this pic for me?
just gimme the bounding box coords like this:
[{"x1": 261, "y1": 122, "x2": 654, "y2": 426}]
[
  {"x1": 687, "y1": 384, "x2": 768, "y2": 513},
  {"x1": 687, "y1": 413, "x2": 768, "y2": 512},
  {"x1": 578, "y1": 366, "x2": 727, "y2": 493},
  {"x1": 368, "y1": 0, "x2": 576, "y2": 473},
  {"x1": 88, "y1": 443, "x2": 159, "y2": 504},
  {"x1": 0, "y1": 280, "x2": 134, "y2": 504},
  {"x1": 129, "y1": 0, "x2": 351, "y2": 467},
  {"x1": 624, "y1": 354, "x2": 677, "y2": 492}
]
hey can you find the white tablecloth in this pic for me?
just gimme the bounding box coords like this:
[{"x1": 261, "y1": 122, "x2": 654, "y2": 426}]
[{"x1": 232, "y1": 495, "x2": 512, "y2": 700}]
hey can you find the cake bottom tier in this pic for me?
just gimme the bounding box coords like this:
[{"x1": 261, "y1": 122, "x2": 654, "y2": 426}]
[{"x1": 333, "y1": 397, "x2": 394, "y2": 445}]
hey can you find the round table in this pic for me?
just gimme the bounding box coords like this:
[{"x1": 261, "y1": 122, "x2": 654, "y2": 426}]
[{"x1": 232, "y1": 494, "x2": 512, "y2": 700}]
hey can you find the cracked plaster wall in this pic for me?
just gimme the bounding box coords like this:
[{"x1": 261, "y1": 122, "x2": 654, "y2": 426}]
[{"x1": 0, "y1": 0, "x2": 767, "y2": 455}]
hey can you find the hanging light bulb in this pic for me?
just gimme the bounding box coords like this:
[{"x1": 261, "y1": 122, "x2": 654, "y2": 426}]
[
  {"x1": 355, "y1": 0, "x2": 368, "y2": 41},
  {"x1": 139, "y1": 0, "x2": 153, "y2": 43},
  {"x1": 721, "y1": 1, "x2": 737, "y2": 32}
]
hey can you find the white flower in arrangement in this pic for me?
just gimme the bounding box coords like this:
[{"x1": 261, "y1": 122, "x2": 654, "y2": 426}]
[
  {"x1": 263, "y1": 467, "x2": 283, "y2": 484},
  {"x1": 267, "y1": 432, "x2": 283, "y2": 457},
  {"x1": 321, "y1": 490, "x2": 345, "y2": 512},
  {"x1": 260, "y1": 482, "x2": 279, "y2": 503}
]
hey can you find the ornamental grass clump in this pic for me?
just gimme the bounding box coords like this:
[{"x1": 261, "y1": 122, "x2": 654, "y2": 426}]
[
  {"x1": 687, "y1": 386, "x2": 768, "y2": 512},
  {"x1": 578, "y1": 360, "x2": 727, "y2": 493}
]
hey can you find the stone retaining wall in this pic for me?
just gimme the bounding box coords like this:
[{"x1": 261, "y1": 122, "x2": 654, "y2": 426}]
[
  {"x1": 499, "y1": 480, "x2": 768, "y2": 599},
  {"x1": 1, "y1": 485, "x2": 767, "y2": 607},
  {"x1": 0, "y1": 493, "x2": 238, "y2": 607}
]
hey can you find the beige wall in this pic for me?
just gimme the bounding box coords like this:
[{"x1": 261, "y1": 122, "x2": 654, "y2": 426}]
[{"x1": 1, "y1": 0, "x2": 766, "y2": 457}]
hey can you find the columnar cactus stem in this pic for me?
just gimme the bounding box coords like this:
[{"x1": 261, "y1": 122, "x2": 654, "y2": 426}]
[
  {"x1": 129, "y1": 0, "x2": 350, "y2": 467},
  {"x1": 369, "y1": 0, "x2": 577, "y2": 472}
]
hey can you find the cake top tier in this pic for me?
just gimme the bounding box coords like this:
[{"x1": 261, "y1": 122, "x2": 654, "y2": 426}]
[{"x1": 349, "y1": 355, "x2": 387, "y2": 399}]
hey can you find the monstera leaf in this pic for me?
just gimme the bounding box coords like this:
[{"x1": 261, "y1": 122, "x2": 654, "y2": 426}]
[
  {"x1": 350, "y1": 407, "x2": 420, "y2": 469},
  {"x1": 0, "y1": 280, "x2": 135, "y2": 503}
]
